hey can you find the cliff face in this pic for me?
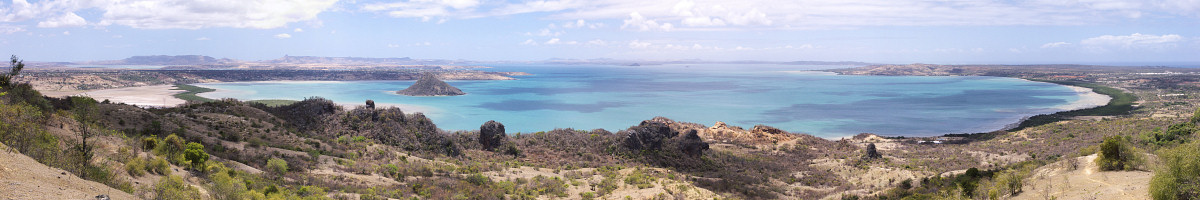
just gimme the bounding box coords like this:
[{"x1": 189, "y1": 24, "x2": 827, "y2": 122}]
[{"x1": 396, "y1": 73, "x2": 466, "y2": 96}]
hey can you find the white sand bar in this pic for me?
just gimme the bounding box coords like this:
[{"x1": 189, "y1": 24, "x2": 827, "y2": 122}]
[
  {"x1": 1057, "y1": 85, "x2": 1113, "y2": 111},
  {"x1": 76, "y1": 85, "x2": 187, "y2": 107}
]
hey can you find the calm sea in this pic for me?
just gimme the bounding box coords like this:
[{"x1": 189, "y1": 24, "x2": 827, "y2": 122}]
[{"x1": 196, "y1": 64, "x2": 1085, "y2": 138}]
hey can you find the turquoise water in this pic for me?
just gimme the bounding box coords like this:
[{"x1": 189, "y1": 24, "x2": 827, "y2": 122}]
[{"x1": 196, "y1": 64, "x2": 1084, "y2": 138}]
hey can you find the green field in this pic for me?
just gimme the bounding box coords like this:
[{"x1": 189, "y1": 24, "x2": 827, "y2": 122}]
[
  {"x1": 247, "y1": 99, "x2": 300, "y2": 107},
  {"x1": 171, "y1": 84, "x2": 216, "y2": 103}
]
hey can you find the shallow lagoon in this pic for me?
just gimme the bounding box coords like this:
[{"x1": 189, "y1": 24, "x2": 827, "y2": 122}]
[{"x1": 197, "y1": 64, "x2": 1091, "y2": 138}]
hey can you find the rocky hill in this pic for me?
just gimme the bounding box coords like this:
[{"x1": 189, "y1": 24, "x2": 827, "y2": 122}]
[{"x1": 396, "y1": 73, "x2": 466, "y2": 96}]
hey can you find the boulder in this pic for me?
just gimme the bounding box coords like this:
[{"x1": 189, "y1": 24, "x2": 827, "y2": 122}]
[
  {"x1": 864, "y1": 143, "x2": 882, "y2": 159},
  {"x1": 479, "y1": 120, "x2": 506, "y2": 151}
]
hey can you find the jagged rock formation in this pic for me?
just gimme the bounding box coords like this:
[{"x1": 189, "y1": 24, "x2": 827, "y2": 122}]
[
  {"x1": 864, "y1": 143, "x2": 882, "y2": 159},
  {"x1": 479, "y1": 120, "x2": 506, "y2": 151},
  {"x1": 621, "y1": 120, "x2": 709, "y2": 157},
  {"x1": 396, "y1": 73, "x2": 466, "y2": 96}
]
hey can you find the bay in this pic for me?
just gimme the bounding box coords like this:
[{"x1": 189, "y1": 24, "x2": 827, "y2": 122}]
[{"x1": 196, "y1": 64, "x2": 1090, "y2": 138}]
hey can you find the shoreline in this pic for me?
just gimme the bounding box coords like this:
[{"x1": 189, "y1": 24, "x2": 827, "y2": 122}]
[
  {"x1": 75, "y1": 85, "x2": 188, "y2": 108},
  {"x1": 195, "y1": 82, "x2": 437, "y2": 114}
]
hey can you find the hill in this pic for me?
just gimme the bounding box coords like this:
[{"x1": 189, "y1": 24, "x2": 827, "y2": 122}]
[{"x1": 396, "y1": 73, "x2": 466, "y2": 96}]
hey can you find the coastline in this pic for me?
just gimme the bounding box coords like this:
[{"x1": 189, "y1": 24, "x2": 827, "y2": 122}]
[
  {"x1": 195, "y1": 82, "x2": 437, "y2": 114},
  {"x1": 76, "y1": 85, "x2": 188, "y2": 107}
]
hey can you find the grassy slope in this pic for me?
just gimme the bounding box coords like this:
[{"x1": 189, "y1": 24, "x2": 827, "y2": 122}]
[{"x1": 171, "y1": 84, "x2": 215, "y2": 103}]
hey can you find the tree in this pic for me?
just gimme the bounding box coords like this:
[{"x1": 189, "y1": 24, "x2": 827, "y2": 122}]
[
  {"x1": 183, "y1": 142, "x2": 209, "y2": 170},
  {"x1": 0, "y1": 55, "x2": 25, "y2": 97},
  {"x1": 0, "y1": 55, "x2": 24, "y2": 88},
  {"x1": 1097, "y1": 135, "x2": 1143, "y2": 171},
  {"x1": 70, "y1": 96, "x2": 98, "y2": 177}
]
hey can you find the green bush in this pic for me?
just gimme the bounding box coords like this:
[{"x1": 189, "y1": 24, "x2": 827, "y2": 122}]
[
  {"x1": 156, "y1": 134, "x2": 186, "y2": 157},
  {"x1": 465, "y1": 173, "x2": 491, "y2": 186},
  {"x1": 1150, "y1": 141, "x2": 1200, "y2": 200},
  {"x1": 150, "y1": 157, "x2": 171, "y2": 175},
  {"x1": 183, "y1": 142, "x2": 209, "y2": 170},
  {"x1": 1096, "y1": 136, "x2": 1143, "y2": 171},
  {"x1": 266, "y1": 157, "x2": 288, "y2": 177},
  {"x1": 154, "y1": 175, "x2": 201, "y2": 200},
  {"x1": 125, "y1": 157, "x2": 147, "y2": 177}
]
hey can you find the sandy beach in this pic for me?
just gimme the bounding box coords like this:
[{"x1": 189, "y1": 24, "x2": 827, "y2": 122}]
[
  {"x1": 1057, "y1": 85, "x2": 1112, "y2": 111},
  {"x1": 76, "y1": 85, "x2": 186, "y2": 107}
]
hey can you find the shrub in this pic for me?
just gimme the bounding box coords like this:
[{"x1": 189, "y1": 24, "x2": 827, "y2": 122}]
[
  {"x1": 154, "y1": 175, "x2": 202, "y2": 200},
  {"x1": 266, "y1": 157, "x2": 288, "y2": 177},
  {"x1": 1096, "y1": 136, "x2": 1143, "y2": 171},
  {"x1": 624, "y1": 169, "x2": 656, "y2": 189},
  {"x1": 125, "y1": 157, "x2": 147, "y2": 177},
  {"x1": 156, "y1": 134, "x2": 186, "y2": 157},
  {"x1": 465, "y1": 173, "x2": 491, "y2": 186},
  {"x1": 1150, "y1": 141, "x2": 1200, "y2": 200},
  {"x1": 142, "y1": 137, "x2": 157, "y2": 151},
  {"x1": 150, "y1": 157, "x2": 171, "y2": 175},
  {"x1": 183, "y1": 142, "x2": 209, "y2": 170},
  {"x1": 208, "y1": 170, "x2": 249, "y2": 200}
]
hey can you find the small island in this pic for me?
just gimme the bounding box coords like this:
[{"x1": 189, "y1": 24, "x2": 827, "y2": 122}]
[{"x1": 396, "y1": 72, "x2": 466, "y2": 96}]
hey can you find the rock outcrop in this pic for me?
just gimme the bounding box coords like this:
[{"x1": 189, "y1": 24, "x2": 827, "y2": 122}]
[
  {"x1": 479, "y1": 120, "x2": 506, "y2": 151},
  {"x1": 396, "y1": 72, "x2": 466, "y2": 96},
  {"x1": 621, "y1": 120, "x2": 709, "y2": 157},
  {"x1": 864, "y1": 143, "x2": 882, "y2": 159}
]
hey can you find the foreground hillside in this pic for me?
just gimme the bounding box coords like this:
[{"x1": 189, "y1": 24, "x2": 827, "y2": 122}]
[{"x1": 5, "y1": 62, "x2": 1200, "y2": 199}]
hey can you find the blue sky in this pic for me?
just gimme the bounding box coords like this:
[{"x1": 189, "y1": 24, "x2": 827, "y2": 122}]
[{"x1": 1, "y1": 0, "x2": 1198, "y2": 64}]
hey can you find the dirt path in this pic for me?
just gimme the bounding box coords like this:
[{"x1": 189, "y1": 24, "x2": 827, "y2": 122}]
[
  {"x1": 0, "y1": 144, "x2": 138, "y2": 200},
  {"x1": 1012, "y1": 154, "x2": 1151, "y2": 200}
]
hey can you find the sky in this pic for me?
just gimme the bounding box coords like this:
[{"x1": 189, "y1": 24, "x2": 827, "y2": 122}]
[{"x1": 0, "y1": 0, "x2": 1198, "y2": 65}]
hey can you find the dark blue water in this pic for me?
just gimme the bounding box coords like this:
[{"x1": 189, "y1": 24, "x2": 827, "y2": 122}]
[{"x1": 197, "y1": 64, "x2": 1092, "y2": 138}]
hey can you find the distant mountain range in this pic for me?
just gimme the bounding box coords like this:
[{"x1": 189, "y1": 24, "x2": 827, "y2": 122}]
[{"x1": 81, "y1": 55, "x2": 237, "y2": 65}]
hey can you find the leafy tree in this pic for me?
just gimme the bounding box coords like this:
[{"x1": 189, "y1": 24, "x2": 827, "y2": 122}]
[{"x1": 183, "y1": 142, "x2": 209, "y2": 170}]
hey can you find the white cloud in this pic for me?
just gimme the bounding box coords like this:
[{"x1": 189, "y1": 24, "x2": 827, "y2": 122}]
[
  {"x1": 360, "y1": 0, "x2": 1200, "y2": 30},
  {"x1": 1080, "y1": 33, "x2": 1184, "y2": 49},
  {"x1": 1041, "y1": 42, "x2": 1071, "y2": 48},
  {"x1": 622, "y1": 12, "x2": 673, "y2": 31},
  {"x1": 37, "y1": 12, "x2": 85, "y2": 28},
  {"x1": 545, "y1": 38, "x2": 560, "y2": 45},
  {"x1": 0, "y1": 25, "x2": 25, "y2": 34},
  {"x1": 628, "y1": 40, "x2": 652, "y2": 48},
  {"x1": 98, "y1": 0, "x2": 338, "y2": 29},
  {"x1": 521, "y1": 39, "x2": 537, "y2": 45},
  {"x1": 561, "y1": 19, "x2": 604, "y2": 29},
  {"x1": 274, "y1": 33, "x2": 292, "y2": 39},
  {"x1": 294, "y1": 28, "x2": 304, "y2": 32},
  {"x1": 2, "y1": 0, "x2": 337, "y2": 29},
  {"x1": 362, "y1": 0, "x2": 481, "y2": 21},
  {"x1": 388, "y1": 44, "x2": 400, "y2": 48},
  {"x1": 61, "y1": 31, "x2": 68, "y2": 35}
]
